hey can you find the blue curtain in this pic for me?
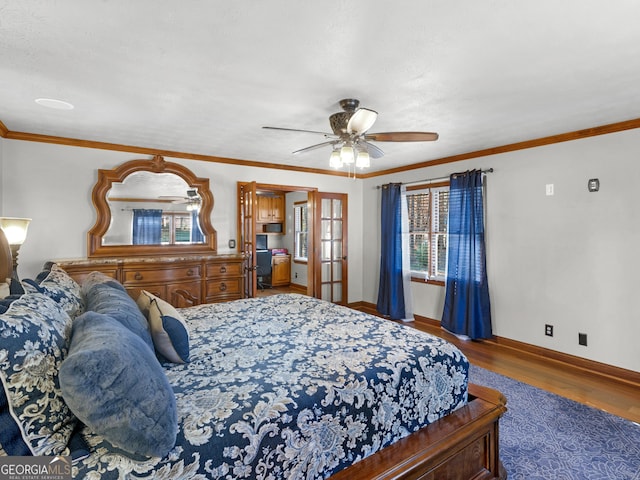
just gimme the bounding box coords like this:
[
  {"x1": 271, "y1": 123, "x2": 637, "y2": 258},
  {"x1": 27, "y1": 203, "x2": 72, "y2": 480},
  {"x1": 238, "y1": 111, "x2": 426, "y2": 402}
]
[
  {"x1": 191, "y1": 210, "x2": 204, "y2": 243},
  {"x1": 132, "y1": 209, "x2": 162, "y2": 245},
  {"x1": 377, "y1": 183, "x2": 412, "y2": 320},
  {"x1": 441, "y1": 170, "x2": 492, "y2": 339}
]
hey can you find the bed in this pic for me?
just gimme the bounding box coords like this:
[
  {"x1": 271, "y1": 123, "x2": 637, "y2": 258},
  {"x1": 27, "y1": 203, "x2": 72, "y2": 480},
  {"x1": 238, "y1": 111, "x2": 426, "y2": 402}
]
[{"x1": 0, "y1": 240, "x2": 506, "y2": 479}]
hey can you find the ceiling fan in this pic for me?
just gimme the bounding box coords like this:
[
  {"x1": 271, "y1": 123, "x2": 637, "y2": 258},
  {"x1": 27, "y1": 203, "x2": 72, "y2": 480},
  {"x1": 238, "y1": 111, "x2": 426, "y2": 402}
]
[
  {"x1": 263, "y1": 98, "x2": 438, "y2": 169},
  {"x1": 158, "y1": 189, "x2": 201, "y2": 209}
]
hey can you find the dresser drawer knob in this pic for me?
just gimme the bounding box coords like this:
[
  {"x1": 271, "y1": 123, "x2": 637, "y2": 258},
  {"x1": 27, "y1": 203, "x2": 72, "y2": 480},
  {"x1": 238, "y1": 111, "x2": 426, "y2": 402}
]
[
  {"x1": 220, "y1": 266, "x2": 227, "y2": 273},
  {"x1": 134, "y1": 272, "x2": 143, "y2": 280},
  {"x1": 187, "y1": 268, "x2": 194, "y2": 276},
  {"x1": 219, "y1": 282, "x2": 227, "y2": 291}
]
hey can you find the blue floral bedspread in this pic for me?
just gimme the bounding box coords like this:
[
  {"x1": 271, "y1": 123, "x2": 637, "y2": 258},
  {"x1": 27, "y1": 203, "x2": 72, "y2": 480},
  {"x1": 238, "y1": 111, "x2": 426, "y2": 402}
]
[{"x1": 73, "y1": 294, "x2": 469, "y2": 479}]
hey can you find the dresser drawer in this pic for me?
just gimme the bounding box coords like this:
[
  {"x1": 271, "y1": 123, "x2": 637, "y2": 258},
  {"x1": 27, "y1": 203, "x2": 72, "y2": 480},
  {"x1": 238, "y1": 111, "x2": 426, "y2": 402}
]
[
  {"x1": 123, "y1": 265, "x2": 201, "y2": 284},
  {"x1": 206, "y1": 262, "x2": 243, "y2": 278},
  {"x1": 206, "y1": 277, "x2": 243, "y2": 298},
  {"x1": 59, "y1": 266, "x2": 119, "y2": 285}
]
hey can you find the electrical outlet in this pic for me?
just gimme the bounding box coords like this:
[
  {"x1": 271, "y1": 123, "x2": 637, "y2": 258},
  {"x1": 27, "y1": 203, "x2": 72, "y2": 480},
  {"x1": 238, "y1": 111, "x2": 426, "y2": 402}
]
[
  {"x1": 545, "y1": 324, "x2": 553, "y2": 337},
  {"x1": 579, "y1": 333, "x2": 588, "y2": 346},
  {"x1": 295, "y1": 272, "x2": 298, "y2": 279}
]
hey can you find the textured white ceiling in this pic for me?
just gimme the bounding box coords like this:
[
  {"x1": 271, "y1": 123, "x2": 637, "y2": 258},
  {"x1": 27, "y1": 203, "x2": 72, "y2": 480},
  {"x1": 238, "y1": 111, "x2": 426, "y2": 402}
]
[{"x1": 2, "y1": 1, "x2": 640, "y2": 174}]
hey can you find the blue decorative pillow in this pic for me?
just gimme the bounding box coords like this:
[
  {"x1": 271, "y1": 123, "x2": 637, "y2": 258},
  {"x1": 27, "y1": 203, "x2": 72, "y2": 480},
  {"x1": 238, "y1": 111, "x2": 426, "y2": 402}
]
[
  {"x1": 0, "y1": 293, "x2": 77, "y2": 455},
  {"x1": 80, "y1": 270, "x2": 127, "y2": 295},
  {"x1": 82, "y1": 273, "x2": 154, "y2": 352},
  {"x1": 59, "y1": 311, "x2": 178, "y2": 458},
  {"x1": 22, "y1": 263, "x2": 85, "y2": 318},
  {"x1": 146, "y1": 293, "x2": 190, "y2": 364}
]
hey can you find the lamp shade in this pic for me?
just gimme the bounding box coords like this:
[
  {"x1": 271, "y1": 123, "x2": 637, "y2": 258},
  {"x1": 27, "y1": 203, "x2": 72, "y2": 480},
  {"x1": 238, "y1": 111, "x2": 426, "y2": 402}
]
[
  {"x1": 0, "y1": 217, "x2": 31, "y2": 245},
  {"x1": 329, "y1": 150, "x2": 343, "y2": 169},
  {"x1": 340, "y1": 145, "x2": 355, "y2": 165},
  {"x1": 356, "y1": 150, "x2": 370, "y2": 169}
]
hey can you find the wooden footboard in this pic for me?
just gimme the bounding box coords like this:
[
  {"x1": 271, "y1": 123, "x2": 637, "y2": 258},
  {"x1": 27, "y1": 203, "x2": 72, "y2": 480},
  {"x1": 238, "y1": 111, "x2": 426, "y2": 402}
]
[{"x1": 330, "y1": 383, "x2": 507, "y2": 480}]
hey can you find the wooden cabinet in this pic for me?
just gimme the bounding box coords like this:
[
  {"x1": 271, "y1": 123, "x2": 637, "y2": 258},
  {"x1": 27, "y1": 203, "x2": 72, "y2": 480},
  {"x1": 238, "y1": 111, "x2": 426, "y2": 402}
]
[
  {"x1": 205, "y1": 257, "x2": 244, "y2": 303},
  {"x1": 257, "y1": 193, "x2": 285, "y2": 225},
  {"x1": 122, "y1": 262, "x2": 203, "y2": 307},
  {"x1": 55, "y1": 254, "x2": 245, "y2": 307},
  {"x1": 271, "y1": 254, "x2": 291, "y2": 287}
]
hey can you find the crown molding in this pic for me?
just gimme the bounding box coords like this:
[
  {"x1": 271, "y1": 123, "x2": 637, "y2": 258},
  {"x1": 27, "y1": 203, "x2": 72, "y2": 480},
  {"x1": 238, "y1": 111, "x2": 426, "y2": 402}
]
[
  {"x1": 2, "y1": 117, "x2": 640, "y2": 179},
  {"x1": 359, "y1": 117, "x2": 640, "y2": 179},
  {"x1": 2, "y1": 128, "x2": 351, "y2": 178}
]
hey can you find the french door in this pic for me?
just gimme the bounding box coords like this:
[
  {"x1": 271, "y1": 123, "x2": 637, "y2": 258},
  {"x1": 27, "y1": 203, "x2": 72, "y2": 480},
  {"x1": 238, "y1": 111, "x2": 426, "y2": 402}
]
[
  {"x1": 309, "y1": 192, "x2": 348, "y2": 305},
  {"x1": 237, "y1": 181, "x2": 257, "y2": 298}
]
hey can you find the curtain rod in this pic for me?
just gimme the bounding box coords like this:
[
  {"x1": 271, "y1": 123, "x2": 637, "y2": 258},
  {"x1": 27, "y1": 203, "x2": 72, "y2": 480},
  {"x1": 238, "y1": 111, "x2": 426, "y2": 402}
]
[{"x1": 375, "y1": 168, "x2": 494, "y2": 189}]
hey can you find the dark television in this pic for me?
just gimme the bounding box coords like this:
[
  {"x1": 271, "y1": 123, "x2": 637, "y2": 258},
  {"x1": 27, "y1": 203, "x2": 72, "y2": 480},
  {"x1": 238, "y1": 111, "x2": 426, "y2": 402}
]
[{"x1": 256, "y1": 234, "x2": 268, "y2": 250}]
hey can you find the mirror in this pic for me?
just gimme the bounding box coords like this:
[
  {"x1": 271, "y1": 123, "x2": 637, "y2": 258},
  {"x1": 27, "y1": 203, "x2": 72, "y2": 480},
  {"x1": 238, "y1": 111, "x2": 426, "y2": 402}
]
[{"x1": 88, "y1": 155, "x2": 217, "y2": 257}]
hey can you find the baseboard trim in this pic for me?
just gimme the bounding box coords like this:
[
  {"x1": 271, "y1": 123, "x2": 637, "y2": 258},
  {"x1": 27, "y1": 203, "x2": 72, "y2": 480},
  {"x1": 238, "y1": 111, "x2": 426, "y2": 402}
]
[
  {"x1": 349, "y1": 301, "x2": 640, "y2": 388},
  {"x1": 288, "y1": 282, "x2": 307, "y2": 294}
]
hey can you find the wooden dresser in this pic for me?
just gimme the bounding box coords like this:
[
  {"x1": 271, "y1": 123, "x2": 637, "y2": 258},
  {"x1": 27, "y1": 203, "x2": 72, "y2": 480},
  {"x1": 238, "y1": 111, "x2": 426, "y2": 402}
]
[
  {"x1": 55, "y1": 254, "x2": 245, "y2": 307},
  {"x1": 271, "y1": 254, "x2": 291, "y2": 287}
]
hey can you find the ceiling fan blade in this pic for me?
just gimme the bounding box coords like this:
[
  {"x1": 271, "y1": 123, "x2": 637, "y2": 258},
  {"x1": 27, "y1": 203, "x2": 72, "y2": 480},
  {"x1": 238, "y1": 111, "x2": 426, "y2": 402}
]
[
  {"x1": 262, "y1": 126, "x2": 335, "y2": 137},
  {"x1": 365, "y1": 131, "x2": 439, "y2": 142},
  {"x1": 359, "y1": 140, "x2": 385, "y2": 159},
  {"x1": 346, "y1": 108, "x2": 378, "y2": 135},
  {"x1": 292, "y1": 140, "x2": 338, "y2": 155}
]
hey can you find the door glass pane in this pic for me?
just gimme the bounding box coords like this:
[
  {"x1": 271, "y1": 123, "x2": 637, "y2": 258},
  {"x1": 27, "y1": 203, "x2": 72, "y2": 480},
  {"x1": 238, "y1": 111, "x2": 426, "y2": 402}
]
[
  {"x1": 321, "y1": 198, "x2": 332, "y2": 218},
  {"x1": 332, "y1": 283, "x2": 342, "y2": 303},
  {"x1": 321, "y1": 283, "x2": 331, "y2": 301},
  {"x1": 332, "y1": 261, "x2": 341, "y2": 278},
  {"x1": 321, "y1": 220, "x2": 332, "y2": 240},
  {"x1": 246, "y1": 191, "x2": 254, "y2": 216},
  {"x1": 332, "y1": 240, "x2": 342, "y2": 260},
  {"x1": 321, "y1": 262, "x2": 331, "y2": 278},
  {"x1": 332, "y1": 199, "x2": 342, "y2": 219},
  {"x1": 332, "y1": 220, "x2": 342, "y2": 239},
  {"x1": 321, "y1": 241, "x2": 331, "y2": 261}
]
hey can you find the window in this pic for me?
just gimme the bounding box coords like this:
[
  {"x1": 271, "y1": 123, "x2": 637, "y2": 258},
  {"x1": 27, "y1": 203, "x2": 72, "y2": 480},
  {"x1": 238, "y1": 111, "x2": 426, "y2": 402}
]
[
  {"x1": 161, "y1": 212, "x2": 194, "y2": 244},
  {"x1": 406, "y1": 183, "x2": 449, "y2": 281},
  {"x1": 294, "y1": 202, "x2": 308, "y2": 262}
]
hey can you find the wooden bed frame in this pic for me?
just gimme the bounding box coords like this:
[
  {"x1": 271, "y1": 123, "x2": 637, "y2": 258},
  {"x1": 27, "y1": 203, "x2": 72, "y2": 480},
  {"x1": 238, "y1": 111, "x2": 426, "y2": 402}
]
[
  {"x1": 332, "y1": 383, "x2": 507, "y2": 480},
  {"x1": 1, "y1": 227, "x2": 506, "y2": 479}
]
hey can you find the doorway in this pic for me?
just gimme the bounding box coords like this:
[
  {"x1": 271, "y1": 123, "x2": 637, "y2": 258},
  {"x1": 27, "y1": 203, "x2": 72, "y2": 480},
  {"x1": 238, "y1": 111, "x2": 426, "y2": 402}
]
[{"x1": 237, "y1": 182, "x2": 348, "y2": 305}]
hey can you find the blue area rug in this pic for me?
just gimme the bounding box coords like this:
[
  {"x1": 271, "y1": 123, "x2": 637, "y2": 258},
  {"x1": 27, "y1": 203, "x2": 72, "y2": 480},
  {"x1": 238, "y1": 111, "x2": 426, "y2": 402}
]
[{"x1": 469, "y1": 365, "x2": 640, "y2": 479}]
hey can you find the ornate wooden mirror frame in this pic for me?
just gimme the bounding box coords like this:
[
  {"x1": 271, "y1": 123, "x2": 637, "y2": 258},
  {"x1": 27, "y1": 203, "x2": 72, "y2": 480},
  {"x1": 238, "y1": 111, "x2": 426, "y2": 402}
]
[{"x1": 88, "y1": 155, "x2": 217, "y2": 257}]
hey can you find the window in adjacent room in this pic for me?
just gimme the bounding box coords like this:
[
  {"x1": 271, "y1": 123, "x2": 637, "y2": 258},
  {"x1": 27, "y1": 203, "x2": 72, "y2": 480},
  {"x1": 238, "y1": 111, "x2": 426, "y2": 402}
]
[
  {"x1": 294, "y1": 201, "x2": 308, "y2": 262},
  {"x1": 161, "y1": 212, "x2": 193, "y2": 244},
  {"x1": 406, "y1": 182, "x2": 449, "y2": 282}
]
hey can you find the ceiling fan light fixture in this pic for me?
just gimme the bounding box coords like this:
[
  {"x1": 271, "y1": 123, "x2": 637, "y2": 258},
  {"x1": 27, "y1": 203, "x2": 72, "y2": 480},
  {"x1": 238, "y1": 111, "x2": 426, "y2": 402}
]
[
  {"x1": 340, "y1": 145, "x2": 355, "y2": 165},
  {"x1": 356, "y1": 150, "x2": 370, "y2": 169},
  {"x1": 329, "y1": 150, "x2": 343, "y2": 169}
]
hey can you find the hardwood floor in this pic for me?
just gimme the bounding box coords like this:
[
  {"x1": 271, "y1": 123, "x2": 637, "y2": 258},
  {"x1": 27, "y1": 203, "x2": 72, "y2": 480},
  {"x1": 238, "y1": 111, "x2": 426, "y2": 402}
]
[
  {"x1": 255, "y1": 287, "x2": 640, "y2": 424},
  {"x1": 410, "y1": 319, "x2": 640, "y2": 425}
]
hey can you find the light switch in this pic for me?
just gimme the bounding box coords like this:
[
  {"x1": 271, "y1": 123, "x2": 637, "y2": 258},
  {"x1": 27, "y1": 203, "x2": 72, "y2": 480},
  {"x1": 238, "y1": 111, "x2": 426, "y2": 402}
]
[{"x1": 545, "y1": 184, "x2": 554, "y2": 196}]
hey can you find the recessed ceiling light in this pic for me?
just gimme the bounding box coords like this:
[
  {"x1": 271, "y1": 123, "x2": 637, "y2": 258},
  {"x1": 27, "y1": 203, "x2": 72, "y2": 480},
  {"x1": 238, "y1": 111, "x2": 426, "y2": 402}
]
[{"x1": 35, "y1": 98, "x2": 74, "y2": 110}]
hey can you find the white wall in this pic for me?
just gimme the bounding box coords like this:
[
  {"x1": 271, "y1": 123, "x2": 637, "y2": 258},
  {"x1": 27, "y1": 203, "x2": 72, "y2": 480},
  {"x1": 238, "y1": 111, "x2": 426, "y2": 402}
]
[
  {"x1": 4, "y1": 131, "x2": 639, "y2": 373},
  {"x1": 363, "y1": 128, "x2": 640, "y2": 373},
  {"x1": 1, "y1": 140, "x2": 365, "y2": 302}
]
